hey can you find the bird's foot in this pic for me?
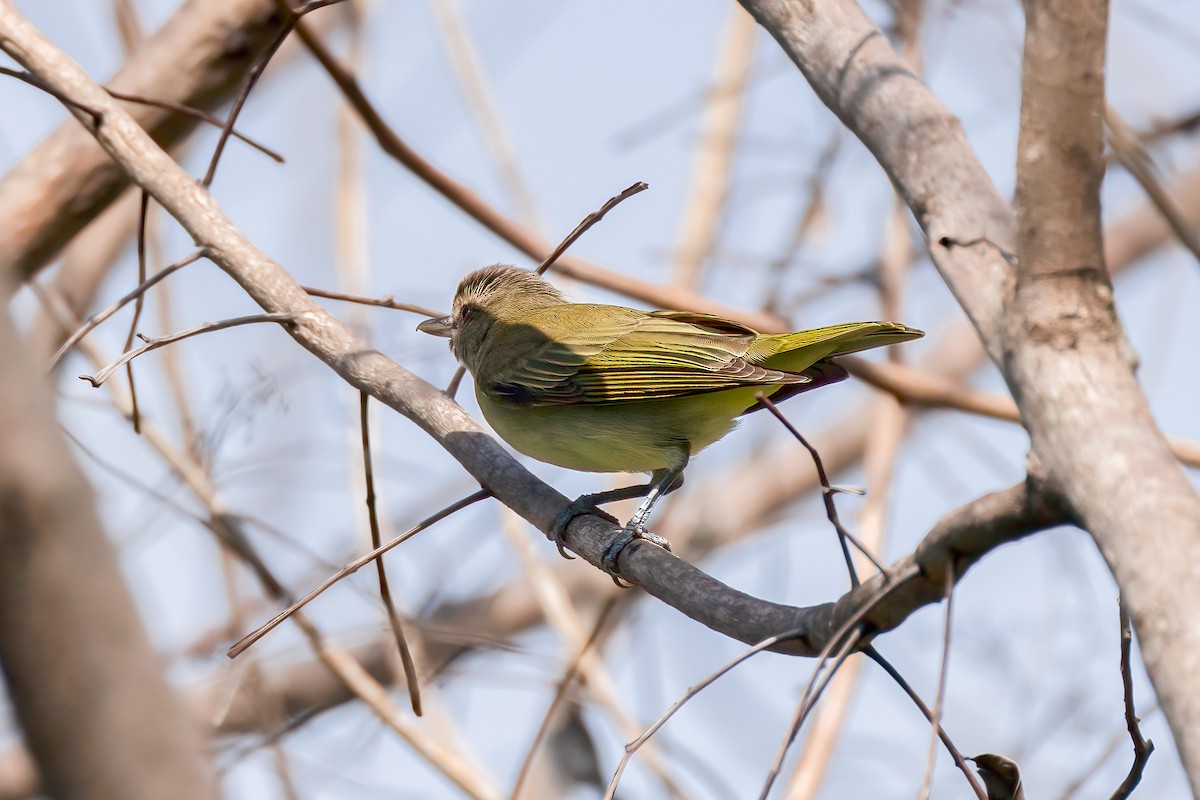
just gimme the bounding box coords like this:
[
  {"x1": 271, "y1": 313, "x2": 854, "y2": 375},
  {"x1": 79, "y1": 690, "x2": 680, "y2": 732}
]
[
  {"x1": 551, "y1": 494, "x2": 619, "y2": 560},
  {"x1": 602, "y1": 523, "x2": 672, "y2": 584}
]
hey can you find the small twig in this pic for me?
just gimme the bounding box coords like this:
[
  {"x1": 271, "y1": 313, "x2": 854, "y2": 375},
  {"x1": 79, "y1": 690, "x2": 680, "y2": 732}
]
[
  {"x1": 918, "y1": 561, "x2": 956, "y2": 800},
  {"x1": 360, "y1": 391, "x2": 423, "y2": 716},
  {"x1": 533, "y1": 181, "x2": 648, "y2": 276},
  {"x1": 105, "y1": 88, "x2": 283, "y2": 162},
  {"x1": 228, "y1": 488, "x2": 492, "y2": 659},
  {"x1": 295, "y1": 0, "x2": 347, "y2": 15},
  {"x1": 758, "y1": 628, "x2": 863, "y2": 800},
  {"x1": 604, "y1": 580, "x2": 899, "y2": 800},
  {"x1": 602, "y1": 626, "x2": 809, "y2": 800},
  {"x1": 123, "y1": 191, "x2": 150, "y2": 433},
  {"x1": 1058, "y1": 705, "x2": 1160, "y2": 799},
  {"x1": 49, "y1": 250, "x2": 204, "y2": 370},
  {"x1": 301, "y1": 285, "x2": 441, "y2": 317},
  {"x1": 756, "y1": 392, "x2": 887, "y2": 584},
  {"x1": 445, "y1": 366, "x2": 467, "y2": 399},
  {"x1": 0, "y1": 65, "x2": 102, "y2": 125},
  {"x1": 80, "y1": 312, "x2": 299, "y2": 387},
  {"x1": 1106, "y1": 104, "x2": 1200, "y2": 269},
  {"x1": 438, "y1": 183, "x2": 647, "y2": 401},
  {"x1": 865, "y1": 647, "x2": 987, "y2": 800},
  {"x1": 1110, "y1": 598, "x2": 1154, "y2": 800},
  {"x1": 203, "y1": 5, "x2": 297, "y2": 186},
  {"x1": 510, "y1": 599, "x2": 618, "y2": 800}
]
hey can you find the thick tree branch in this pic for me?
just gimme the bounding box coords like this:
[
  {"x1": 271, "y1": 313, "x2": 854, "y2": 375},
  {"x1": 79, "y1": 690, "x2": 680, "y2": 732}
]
[
  {"x1": 1008, "y1": 0, "x2": 1200, "y2": 790},
  {"x1": 0, "y1": 0, "x2": 289, "y2": 287}
]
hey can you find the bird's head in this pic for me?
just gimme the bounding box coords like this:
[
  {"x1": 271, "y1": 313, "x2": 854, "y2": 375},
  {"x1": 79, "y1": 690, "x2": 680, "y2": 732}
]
[{"x1": 417, "y1": 264, "x2": 565, "y2": 368}]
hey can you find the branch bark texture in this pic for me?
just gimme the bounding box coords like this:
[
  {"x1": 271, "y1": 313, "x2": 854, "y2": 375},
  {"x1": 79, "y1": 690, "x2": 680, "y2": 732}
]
[
  {"x1": 1009, "y1": 0, "x2": 1200, "y2": 789},
  {"x1": 0, "y1": 0, "x2": 287, "y2": 286}
]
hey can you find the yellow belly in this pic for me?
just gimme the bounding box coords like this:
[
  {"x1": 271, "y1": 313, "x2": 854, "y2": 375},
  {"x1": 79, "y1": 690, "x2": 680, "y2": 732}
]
[{"x1": 476, "y1": 385, "x2": 767, "y2": 473}]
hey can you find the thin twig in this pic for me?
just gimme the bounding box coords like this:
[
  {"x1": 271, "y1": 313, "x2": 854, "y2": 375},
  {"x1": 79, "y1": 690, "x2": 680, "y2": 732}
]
[
  {"x1": 440, "y1": 182, "x2": 648, "y2": 399},
  {"x1": 287, "y1": 5, "x2": 784, "y2": 330},
  {"x1": 228, "y1": 489, "x2": 492, "y2": 659},
  {"x1": 602, "y1": 626, "x2": 810, "y2": 800},
  {"x1": 105, "y1": 88, "x2": 283, "y2": 162},
  {"x1": 0, "y1": 65, "x2": 101, "y2": 124},
  {"x1": 1058, "y1": 705, "x2": 1159, "y2": 799},
  {"x1": 295, "y1": 0, "x2": 348, "y2": 15},
  {"x1": 202, "y1": 10, "x2": 296, "y2": 186},
  {"x1": 1106, "y1": 104, "x2": 1200, "y2": 269},
  {"x1": 918, "y1": 561, "x2": 956, "y2": 800},
  {"x1": 360, "y1": 391, "x2": 423, "y2": 716},
  {"x1": 49, "y1": 249, "x2": 204, "y2": 370},
  {"x1": 509, "y1": 599, "x2": 618, "y2": 800},
  {"x1": 80, "y1": 313, "x2": 299, "y2": 387},
  {"x1": 301, "y1": 285, "x2": 441, "y2": 317},
  {"x1": 865, "y1": 647, "x2": 987, "y2": 800},
  {"x1": 430, "y1": 0, "x2": 543, "y2": 232},
  {"x1": 1110, "y1": 598, "x2": 1154, "y2": 799},
  {"x1": 758, "y1": 628, "x2": 862, "y2": 800},
  {"x1": 604, "y1": 580, "x2": 899, "y2": 800},
  {"x1": 123, "y1": 190, "x2": 150, "y2": 433},
  {"x1": 755, "y1": 392, "x2": 886, "y2": 583},
  {"x1": 533, "y1": 182, "x2": 648, "y2": 276}
]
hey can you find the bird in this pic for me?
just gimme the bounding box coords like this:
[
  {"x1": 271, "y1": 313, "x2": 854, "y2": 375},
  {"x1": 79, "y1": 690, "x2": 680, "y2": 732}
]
[
  {"x1": 968, "y1": 754, "x2": 1025, "y2": 800},
  {"x1": 418, "y1": 264, "x2": 922, "y2": 576}
]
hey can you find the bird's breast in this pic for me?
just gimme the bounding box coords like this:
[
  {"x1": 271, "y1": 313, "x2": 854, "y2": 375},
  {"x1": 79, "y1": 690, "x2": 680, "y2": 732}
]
[{"x1": 475, "y1": 385, "x2": 765, "y2": 474}]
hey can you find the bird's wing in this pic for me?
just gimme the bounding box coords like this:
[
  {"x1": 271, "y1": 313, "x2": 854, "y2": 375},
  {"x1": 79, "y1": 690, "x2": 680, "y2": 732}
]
[{"x1": 482, "y1": 306, "x2": 808, "y2": 406}]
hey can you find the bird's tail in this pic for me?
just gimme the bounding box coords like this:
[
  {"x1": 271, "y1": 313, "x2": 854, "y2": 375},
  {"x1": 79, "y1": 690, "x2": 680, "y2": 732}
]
[{"x1": 753, "y1": 322, "x2": 924, "y2": 373}]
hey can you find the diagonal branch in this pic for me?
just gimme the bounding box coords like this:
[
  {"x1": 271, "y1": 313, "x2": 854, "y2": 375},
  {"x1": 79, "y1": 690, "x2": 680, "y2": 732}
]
[{"x1": 0, "y1": 0, "x2": 292, "y2": 285}]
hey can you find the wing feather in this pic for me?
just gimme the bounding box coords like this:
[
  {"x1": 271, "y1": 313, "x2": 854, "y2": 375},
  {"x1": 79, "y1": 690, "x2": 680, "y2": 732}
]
[{"x1": 480, "y1": 305, "x2": 808, "y2": 406}]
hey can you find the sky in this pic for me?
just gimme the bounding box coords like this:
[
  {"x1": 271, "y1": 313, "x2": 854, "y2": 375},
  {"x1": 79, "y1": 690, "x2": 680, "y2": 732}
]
[{"x1": 2, "y1": 0, "x2": 1199, "y2": 797}]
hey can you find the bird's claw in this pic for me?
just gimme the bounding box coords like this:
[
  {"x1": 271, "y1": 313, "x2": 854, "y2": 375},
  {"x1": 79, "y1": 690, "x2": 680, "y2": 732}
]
[
  {"x1": 551, "y1": 496, "x2": 618, "y2": 561},
  {"x1": 602, "y1": 524, "x2": 672, "y2": 583}
]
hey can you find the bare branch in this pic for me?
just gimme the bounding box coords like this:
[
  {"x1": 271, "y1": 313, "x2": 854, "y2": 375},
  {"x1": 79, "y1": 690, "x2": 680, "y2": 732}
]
[
  {"x1": 228, "y1": 490, "x2": 492, "y2": 658},
  {"x1": 48, "y1": 249, "x2": 204, "y2": 370},
  {"x1": 0, "y1": 0, "x2": 293, "y2": 284},
  {"x1": 359, "y1": 391, "x2": 422, "y2": 716},
  {"x1": 79, "y1": 313, "x2": 299, "y2": 387},
  {"x1": 533, "y1": 181, "x2": 649, "y2": 276},
  {"x1": 1110, "y1": 599, "x2": 1154, "y2": 799}
]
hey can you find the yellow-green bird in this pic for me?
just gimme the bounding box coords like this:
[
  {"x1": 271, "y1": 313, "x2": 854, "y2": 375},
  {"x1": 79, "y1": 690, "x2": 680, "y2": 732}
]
[{"x1": 418, "y1": 264, "x2": 922, "y2": 574}]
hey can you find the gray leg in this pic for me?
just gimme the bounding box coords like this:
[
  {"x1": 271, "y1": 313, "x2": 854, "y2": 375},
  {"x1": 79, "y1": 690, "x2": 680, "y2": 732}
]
[
  {"x1": 602, "y1": 464, "x2": 683, "y2": 575},
  {"x1": 551, "y1": 482, "x2": 655, "y2": 559}
]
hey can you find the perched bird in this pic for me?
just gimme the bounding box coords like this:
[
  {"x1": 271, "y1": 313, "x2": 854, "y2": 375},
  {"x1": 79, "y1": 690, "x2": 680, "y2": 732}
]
[{"x1": 418, "y1": 264, "x2": 922, "y2": 575}]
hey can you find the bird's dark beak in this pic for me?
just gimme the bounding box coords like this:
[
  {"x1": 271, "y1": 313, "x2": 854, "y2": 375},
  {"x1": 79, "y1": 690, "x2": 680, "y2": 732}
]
[{"x1": 417, "y1": 315, "x2": 453, "y2": 338}]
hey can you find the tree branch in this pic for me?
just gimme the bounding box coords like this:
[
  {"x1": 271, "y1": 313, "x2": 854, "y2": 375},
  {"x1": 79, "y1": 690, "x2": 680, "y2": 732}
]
[
  {"x1": 0, "y1": 0, "x2": 289, "y2": 286},
  {"x1": 1008, "y1": 0, "x2": 1200, "y2": 790}
]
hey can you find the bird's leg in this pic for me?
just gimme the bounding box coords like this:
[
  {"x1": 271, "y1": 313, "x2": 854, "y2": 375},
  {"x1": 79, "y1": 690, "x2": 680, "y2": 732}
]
[
  {"x1": 602, "y1": 465, "x2": 682, "y2": 576},
  {"x1": 551, "y1": 482, "x2": 655, "y2": 559}
]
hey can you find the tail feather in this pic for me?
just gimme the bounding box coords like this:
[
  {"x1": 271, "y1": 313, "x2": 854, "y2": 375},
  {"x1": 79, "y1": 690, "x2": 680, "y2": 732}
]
[{"x1": 753, "y1": 322, "x2": 923, "y2": 373}]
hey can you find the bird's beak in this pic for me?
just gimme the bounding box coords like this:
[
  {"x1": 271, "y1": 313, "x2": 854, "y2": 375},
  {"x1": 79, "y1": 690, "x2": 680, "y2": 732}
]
[{"x1": 417, "y1": 315, "x2": 453, "y2": 338}]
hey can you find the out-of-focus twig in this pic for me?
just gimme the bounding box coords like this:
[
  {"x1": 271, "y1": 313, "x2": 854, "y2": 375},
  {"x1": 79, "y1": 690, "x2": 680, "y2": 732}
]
[
  {"x1": 1106, "y1": 104, "x2": 1200, "y2": 268},
  {"x1": 669, "y1": 4, "x2": 757, "y2": 288}
]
